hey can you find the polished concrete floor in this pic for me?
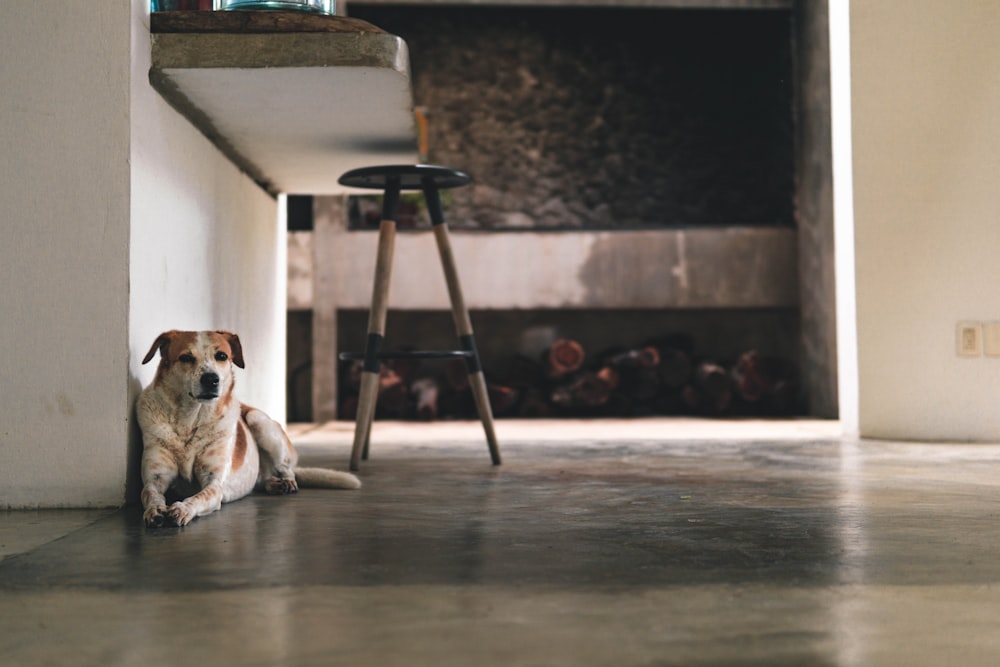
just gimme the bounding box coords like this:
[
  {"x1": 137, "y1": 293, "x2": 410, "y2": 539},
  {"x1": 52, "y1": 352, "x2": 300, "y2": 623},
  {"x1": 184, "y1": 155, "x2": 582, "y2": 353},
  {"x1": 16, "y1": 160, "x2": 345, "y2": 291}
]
[{"x1": 3, "y1": 418, "x2": 1000, "y2": 666}]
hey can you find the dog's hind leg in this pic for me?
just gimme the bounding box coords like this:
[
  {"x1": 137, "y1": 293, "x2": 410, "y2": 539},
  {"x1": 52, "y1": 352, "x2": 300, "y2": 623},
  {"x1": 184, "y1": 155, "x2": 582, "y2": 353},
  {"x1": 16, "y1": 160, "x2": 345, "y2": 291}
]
[{"x1": 243, "y1": 406, "x2": 299, "y2": 495}]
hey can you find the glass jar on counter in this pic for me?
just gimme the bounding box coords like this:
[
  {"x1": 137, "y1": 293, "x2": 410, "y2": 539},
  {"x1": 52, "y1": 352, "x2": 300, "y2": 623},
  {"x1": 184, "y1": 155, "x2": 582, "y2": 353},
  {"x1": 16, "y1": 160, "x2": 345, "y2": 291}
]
[
  {"x1": 150, "y1": 0, "x2": 215, "y2": 9},
  {"x1": 217, "y1": 0, "x2": 334, "y2": 13},
  {"x1": 151, "y1": 0, "x2": 334, "y2": 12}
]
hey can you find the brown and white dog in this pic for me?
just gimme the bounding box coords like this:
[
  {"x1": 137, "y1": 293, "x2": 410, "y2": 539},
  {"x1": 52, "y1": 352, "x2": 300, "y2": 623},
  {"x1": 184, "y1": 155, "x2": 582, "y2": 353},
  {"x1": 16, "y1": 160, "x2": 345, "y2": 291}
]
[{"x1": 137, "y1": 329, "x2": 359, "y2": 528}]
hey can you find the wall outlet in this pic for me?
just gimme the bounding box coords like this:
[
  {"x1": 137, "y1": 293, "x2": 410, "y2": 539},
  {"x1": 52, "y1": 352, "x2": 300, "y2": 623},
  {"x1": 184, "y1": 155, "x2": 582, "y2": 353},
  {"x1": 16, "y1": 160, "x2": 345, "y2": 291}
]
[
  {"x1": 957, "y1": 321, "x2": 983, "y2": 357},
  {"x1": 984, "y1": 322, "x2": 1000, "y2": 357}
]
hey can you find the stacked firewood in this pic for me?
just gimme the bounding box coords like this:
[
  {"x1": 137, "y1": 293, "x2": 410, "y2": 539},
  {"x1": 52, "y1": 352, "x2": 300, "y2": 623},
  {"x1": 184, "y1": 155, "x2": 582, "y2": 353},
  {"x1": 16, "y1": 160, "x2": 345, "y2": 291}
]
[{"x1": 337, "y1": 335, "x2": 801, "y2": 421}]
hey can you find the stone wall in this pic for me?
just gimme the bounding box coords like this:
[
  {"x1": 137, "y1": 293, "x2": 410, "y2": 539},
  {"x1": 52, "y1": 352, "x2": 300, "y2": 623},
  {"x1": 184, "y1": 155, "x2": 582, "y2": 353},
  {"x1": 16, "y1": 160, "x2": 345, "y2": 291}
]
[{"x1": 348, "y1": 5, "x2": 794, "y2": 229}]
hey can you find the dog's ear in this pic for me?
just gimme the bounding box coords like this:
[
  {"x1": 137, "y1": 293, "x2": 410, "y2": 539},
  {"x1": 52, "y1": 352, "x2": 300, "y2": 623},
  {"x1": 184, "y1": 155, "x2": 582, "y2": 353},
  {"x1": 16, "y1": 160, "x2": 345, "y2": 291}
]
[
  {"x1": 218, "y1": 331, "x2": 245, "y2": 369},
  {"x1": 142, "y1": 331, "x2": 176, "y2": 365}
]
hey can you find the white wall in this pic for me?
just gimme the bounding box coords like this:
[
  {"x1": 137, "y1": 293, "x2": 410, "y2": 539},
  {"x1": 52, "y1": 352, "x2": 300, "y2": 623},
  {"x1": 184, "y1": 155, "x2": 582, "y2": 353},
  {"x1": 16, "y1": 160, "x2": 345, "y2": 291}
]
[
  {"x1": 0, "y1": 0, "x2": 286, "y2": 508},
  {"x1": 850, "y1": 0, "x2": 1000, "y2": 441},
  {"x1": 0, "y1": 1, "x2": 132, "y2": 508},
  {"x1": 129, "y1": 1, "x2": 285, "y2": 418},
  {"x1": 128, "y1": 0, "x2": 286, "y2": 500},
  {"x1": 830, "y1": 0, "x2": 858, "y2": 436}
]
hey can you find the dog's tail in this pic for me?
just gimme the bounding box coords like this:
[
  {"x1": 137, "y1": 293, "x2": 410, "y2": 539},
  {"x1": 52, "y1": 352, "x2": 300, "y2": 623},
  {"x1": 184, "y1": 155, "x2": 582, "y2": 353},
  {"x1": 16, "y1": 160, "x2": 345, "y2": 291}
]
[{"x1": 295, "y1": 467, "x2": 361, "y2": 490}]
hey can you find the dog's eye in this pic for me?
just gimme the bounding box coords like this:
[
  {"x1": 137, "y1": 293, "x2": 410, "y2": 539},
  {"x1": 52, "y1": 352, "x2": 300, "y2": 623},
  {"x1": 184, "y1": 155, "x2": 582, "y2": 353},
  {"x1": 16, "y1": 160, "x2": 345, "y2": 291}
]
[
  {"x1": 179, "y1": 353, "x2": 196, "y2": 364},
  {"x1": 215, "y1": 351, "x2": 229, "y2": 362}
]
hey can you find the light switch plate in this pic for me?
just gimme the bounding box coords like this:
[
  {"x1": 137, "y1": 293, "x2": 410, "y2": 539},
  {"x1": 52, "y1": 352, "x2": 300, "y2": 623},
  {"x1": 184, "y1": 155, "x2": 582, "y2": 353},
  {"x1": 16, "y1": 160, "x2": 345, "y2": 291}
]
[
  {"x1": 983, "y1": 322, "x2": 1000, "y2": 357},
  {"x1": 957, "y1": 321, "x2": 982, "y2": 357}
]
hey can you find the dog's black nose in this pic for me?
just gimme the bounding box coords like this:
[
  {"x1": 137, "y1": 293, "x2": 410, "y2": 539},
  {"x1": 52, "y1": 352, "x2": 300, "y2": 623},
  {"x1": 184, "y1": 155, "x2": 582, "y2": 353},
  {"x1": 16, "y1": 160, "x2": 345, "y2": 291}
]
[{"x1": 200, "y1": 372, "x2": 220, "y2": 390}]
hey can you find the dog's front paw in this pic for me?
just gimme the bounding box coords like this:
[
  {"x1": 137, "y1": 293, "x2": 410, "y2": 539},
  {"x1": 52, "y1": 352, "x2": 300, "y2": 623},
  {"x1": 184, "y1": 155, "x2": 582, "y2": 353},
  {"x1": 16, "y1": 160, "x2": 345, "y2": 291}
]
[
  {"x1": 166, "y1": 501, "x2": 195, "y2": 527},
  {"x1": 264, "y1": 476, "x2": 299, "y2": 495},
  {"x1": 143, "y1": 505, "x2": 170, "y2": 528}
]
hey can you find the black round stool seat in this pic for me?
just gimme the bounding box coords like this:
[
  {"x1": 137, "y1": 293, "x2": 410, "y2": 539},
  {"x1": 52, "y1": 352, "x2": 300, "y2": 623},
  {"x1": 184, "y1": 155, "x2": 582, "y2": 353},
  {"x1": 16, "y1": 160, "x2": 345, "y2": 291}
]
[{"x1": 338, "y1": 164, "x2": 471, "y2": 191}]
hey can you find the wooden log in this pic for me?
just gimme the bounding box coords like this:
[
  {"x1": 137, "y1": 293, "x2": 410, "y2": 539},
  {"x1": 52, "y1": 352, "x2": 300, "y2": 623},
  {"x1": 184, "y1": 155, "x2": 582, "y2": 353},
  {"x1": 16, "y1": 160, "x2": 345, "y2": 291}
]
[
  {"x1": 343, "y1": 359, "x2": 364, "y2": 391},
  {"x1": 730, "y1": 350, "x2": 769, "y2": 403},
  {"x1": 339, "y1": 395, "x2": 358, "y2": 421},
  {"x1": 445, "y1": 357, "x2": 471, "y2": 392},
  {"x1": 607, "y1": 345, "x2": 660, "y2": 369},
  {"x1": 549, "y1": 371, "x2": 614, "y2": 412},
  {"x1": 438, "y1": 386, "x2": 474, "y2": 420},
  {"x1": 505, "y1": 354, "x2": 547, "y2": 389},
  {"x1": 389, "y1": 354, "x2": 422, "y2": 387},
  {"x1": 411, "y1": 377, "x2": 440, "y2": 421},
  {"x1": 595, "y1": 365, "x2": 620, "y2": 391},
  {"x1": 681, "y1": 385, "x2": 702, "y2": 413},
  {"x1": 518, "y1": 388, "x2": 552, "y2": 418},
  {"x1": 337, "y1": 330, "x2": 805, "y2": 421},
  {"x1": 487, "y1": 383, "x2": 520, "y2": 416},
  {"x1": 729, "y1": 350, "x2": 801, "y2": 415},
  {"x1": 695, "y1": 362, "x2": 731, "y2": 398},
  {"x1": 602, "y1": 345, "x2": 662, "y2": 402},
  {"x1": 375, "y1": 367, "x2": 409, "y2": 419},
  {"x1": 686, "y1": 362, "x2": 733, "y2": 415},
  {"x1": 629, "y1": 367, "x2": 661, "y2": 402},
  {"x1": 570, "y1": 372, "x2": 613, "y2": 408},
  {"x1": 550, "y1": 383, "x2": 575, "y2": 410},
  {"x1": 546, "y1": 338, "x2": 585, "y2": 379},
  {"x1": 655, "y1": 347, "x2": 694, "y2": 389}
]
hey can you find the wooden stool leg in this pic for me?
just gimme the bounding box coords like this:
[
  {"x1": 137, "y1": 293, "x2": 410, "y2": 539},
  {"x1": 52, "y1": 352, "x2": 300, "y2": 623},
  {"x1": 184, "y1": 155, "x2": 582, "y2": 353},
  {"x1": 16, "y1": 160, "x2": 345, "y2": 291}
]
[
  {"x1": 350, "y1": 371, "x2": 379, "y2": 471},
  {"x1": 350, "y1": 186, "x2": 400, "y2": 471},
  {"x1": 429, "y1": 205, "x2": 501, "y2": 465},
  {"x1": 467, "y1": 369, "x2": 501, "y2": 464}
]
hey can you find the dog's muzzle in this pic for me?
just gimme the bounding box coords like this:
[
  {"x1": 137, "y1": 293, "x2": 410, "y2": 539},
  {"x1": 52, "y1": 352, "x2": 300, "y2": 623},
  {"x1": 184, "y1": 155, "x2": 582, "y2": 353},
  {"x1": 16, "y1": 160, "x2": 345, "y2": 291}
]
[{"x1": 195, "y1": 371, "x2": 220, "y2": 400}]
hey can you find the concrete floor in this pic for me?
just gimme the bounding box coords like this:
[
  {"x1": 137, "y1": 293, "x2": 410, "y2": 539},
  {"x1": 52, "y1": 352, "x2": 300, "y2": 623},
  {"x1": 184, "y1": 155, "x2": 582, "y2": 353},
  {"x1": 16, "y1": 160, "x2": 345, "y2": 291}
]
[{"x1": 3, "y1": 418, "x2": 1000, "y2": 666}]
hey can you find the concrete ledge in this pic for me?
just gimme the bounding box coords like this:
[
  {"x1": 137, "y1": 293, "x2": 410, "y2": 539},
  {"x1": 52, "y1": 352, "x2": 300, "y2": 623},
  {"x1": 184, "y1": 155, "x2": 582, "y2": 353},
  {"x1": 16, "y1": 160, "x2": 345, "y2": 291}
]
[
  {"x1": 150, "y1": 28, "x2": 417, "y2": 195},
  {"x1": 289, "y1": 226, "x2": 798, "y2": 310}
]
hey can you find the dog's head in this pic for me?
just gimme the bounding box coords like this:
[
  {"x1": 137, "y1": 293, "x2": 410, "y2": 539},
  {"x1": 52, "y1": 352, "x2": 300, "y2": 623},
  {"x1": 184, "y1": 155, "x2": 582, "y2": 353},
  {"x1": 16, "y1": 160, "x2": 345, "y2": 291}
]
[{"x1": 142, "y1": 330, "x2": 245, "y2": 404}]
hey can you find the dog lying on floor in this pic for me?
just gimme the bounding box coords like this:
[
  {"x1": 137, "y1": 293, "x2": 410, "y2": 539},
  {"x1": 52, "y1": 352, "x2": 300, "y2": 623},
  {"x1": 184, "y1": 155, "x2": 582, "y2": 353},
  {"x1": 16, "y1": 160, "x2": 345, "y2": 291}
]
[{"x1": 137, "y1": 330, "x2": 360, "y2": 528}]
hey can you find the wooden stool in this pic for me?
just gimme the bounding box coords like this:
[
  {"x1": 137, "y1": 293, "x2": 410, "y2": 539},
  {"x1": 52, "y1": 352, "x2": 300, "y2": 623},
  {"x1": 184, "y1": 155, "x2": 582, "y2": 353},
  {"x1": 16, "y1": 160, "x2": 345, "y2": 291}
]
[{"x1": 337, "y1": 164, "x2": 501, "y2": 471}]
